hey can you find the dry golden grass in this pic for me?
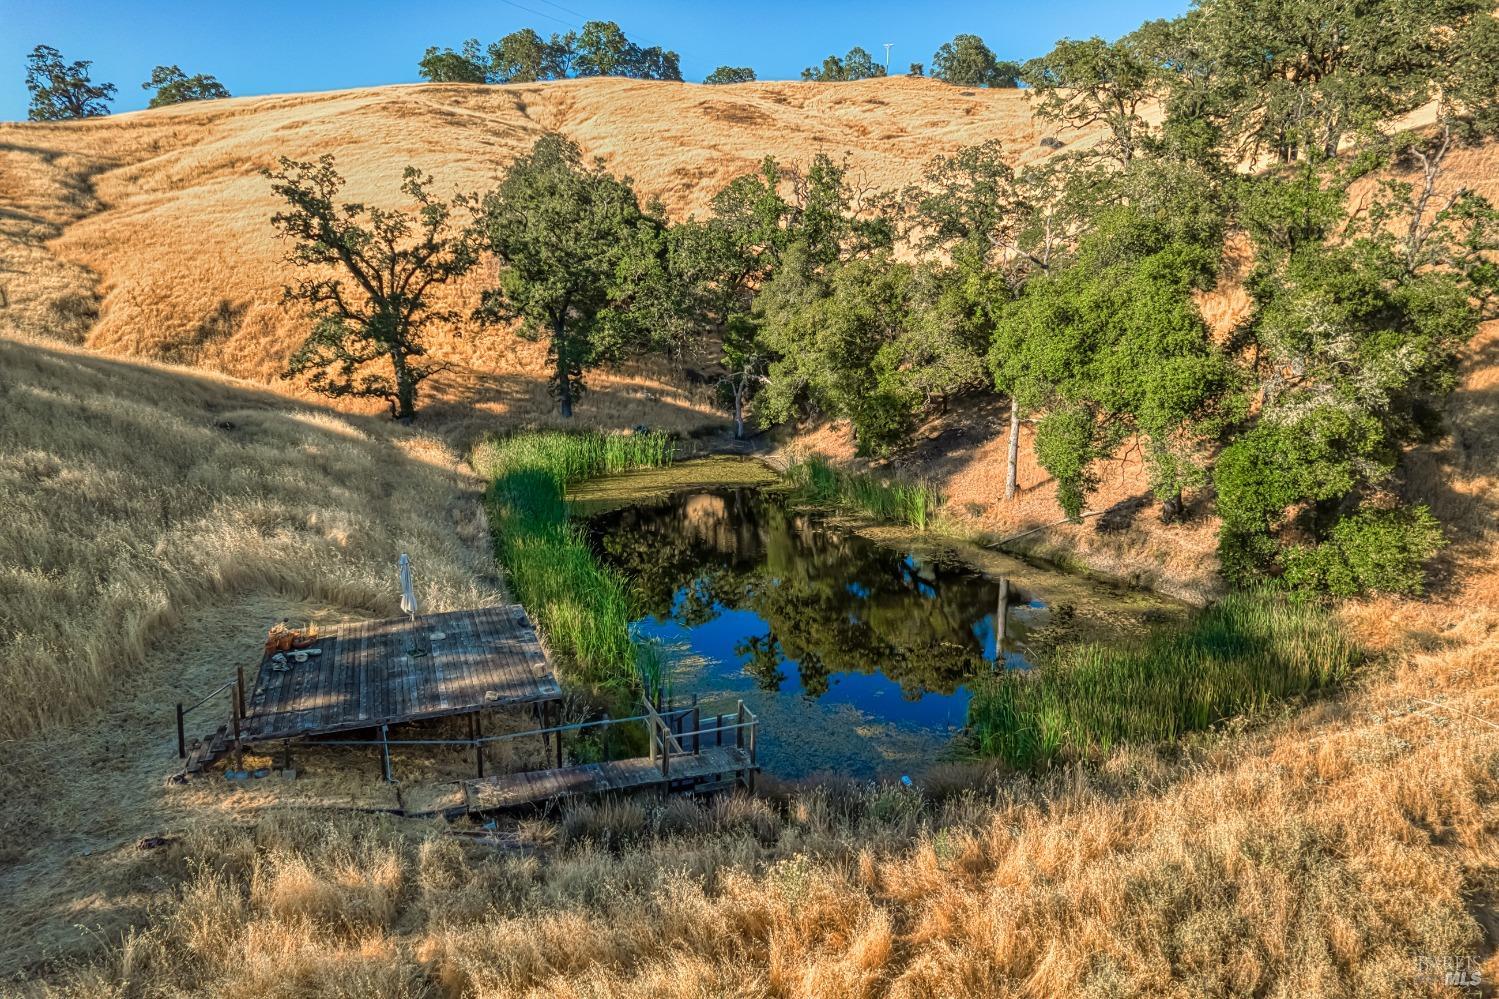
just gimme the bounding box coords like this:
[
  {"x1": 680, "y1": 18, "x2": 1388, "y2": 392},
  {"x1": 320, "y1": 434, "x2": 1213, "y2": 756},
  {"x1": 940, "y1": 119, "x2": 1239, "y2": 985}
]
[{"x1": 0, "y1": 333, "x2": 499, "y2": 743}]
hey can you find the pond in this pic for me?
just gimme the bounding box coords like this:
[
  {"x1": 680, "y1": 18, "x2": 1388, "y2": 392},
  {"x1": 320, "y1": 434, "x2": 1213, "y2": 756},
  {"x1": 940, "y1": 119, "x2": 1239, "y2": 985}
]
[{"x1": 576, "y1": 459, "x2": 1182, "y2": 780}]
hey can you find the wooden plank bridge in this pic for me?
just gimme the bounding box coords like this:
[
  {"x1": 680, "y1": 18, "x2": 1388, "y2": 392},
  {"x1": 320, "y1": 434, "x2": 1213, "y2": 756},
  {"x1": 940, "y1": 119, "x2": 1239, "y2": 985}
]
[{"x1": 174, "y1": 604, "x2": 759, "y2": 812}]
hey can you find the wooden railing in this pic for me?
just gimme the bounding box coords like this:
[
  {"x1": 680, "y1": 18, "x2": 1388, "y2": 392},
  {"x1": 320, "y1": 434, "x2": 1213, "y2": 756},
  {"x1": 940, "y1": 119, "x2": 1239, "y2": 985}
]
[
  {"x1": 174, "y1": 661, "x2": 248, "y2": 763},
  {"x1": 643, "y1": 695, "x2": 758, "y2": 779}
]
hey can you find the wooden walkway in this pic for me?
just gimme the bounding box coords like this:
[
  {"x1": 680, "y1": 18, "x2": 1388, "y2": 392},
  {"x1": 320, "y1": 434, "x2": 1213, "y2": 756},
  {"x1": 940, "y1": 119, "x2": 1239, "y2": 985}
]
[
  {"x1": 239, "y1": 605, "x2": 560, "y2": 744},
  {"x1": 462, "y1": 745, "x2": 754, "y2": 813}
]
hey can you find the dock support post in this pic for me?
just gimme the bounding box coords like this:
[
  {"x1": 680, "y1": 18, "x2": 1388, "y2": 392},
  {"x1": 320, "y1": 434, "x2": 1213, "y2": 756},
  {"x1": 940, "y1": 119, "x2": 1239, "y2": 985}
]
[
  {"x1": 230, "y1": 681, "x2": 243, "y2": 770},
  {"x1": 380, "y1": 724, "x2": 393, "y2": 783},
  {"x1": 471, "y1": 713, "x2": 484, "y2": 778},
  {"x1": 235, "y1": 663, "x2": 246, "y2": 720},
  {"x1": 691, "y1": 695, "x2": 700, "y2": 755},
  {"x1": 176, "y1": 703, "x2": 186, "y2": 759},
  {"x1": 282, "y1": 740, "x2": 293, "y2": 774}
]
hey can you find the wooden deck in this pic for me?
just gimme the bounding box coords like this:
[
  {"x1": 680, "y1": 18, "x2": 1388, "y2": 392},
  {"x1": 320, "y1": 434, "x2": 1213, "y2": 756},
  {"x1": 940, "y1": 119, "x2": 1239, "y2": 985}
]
[
  {"x1": 447, "y1": 745, "x2": 755, "y2": 815},
  {"x1": 239, "y1": 605, "x2": 561, "y2": 743}
]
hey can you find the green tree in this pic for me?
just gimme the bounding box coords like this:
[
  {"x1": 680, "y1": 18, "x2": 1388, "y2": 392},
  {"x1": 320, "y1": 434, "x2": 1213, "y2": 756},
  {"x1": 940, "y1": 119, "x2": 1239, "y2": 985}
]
[
  {"x1": 704, "y1": 65, "x2": 756, "y2": 84},
  {"x1": 1156, "y1": 0, "x2": 1497, "y2": 163},
  {"x1": 417, "y1": 39, "x2": 488, "y2": 83},
  {"x1": 1215, "y1": 145, "x2": 1491, "y2": 593},
  {"x1": 473, "y1": 134, "x2": 663, "y2": 416},
  {"x1": 758, "y1": 255, "x2": 923, "y2": 453},
  {"x1": 989, "y1": 193, "x2": 1242, "y2": 520},
  {"x1": 1021, "y1": 37, "x2": 1156, "y2": 167},
  {"x1": 25, "y1": 44, "x2": 115, "y2": 120},
  {"x1": 903, "y1": 143, "x2": 1100, "y2": 498},
  {"x1": 567, "y1": 21, "x2": 682, "y2": 80},
  {"x1": 801, "y1": 47, "x2": 887, "y2": 82},
  {"x1": 141, "y1": 65, "x2": 230, "y2": 107},
  {"x1": 930, "y1": 34, "x2": 1021, "y2": 88},
  {"x1": 265, "y1": 157, "x2": 480, "y2": 420},
  {"x1": 488, "y1": 28, "x2": 569, "y2": 82},
  {"x1": 669, "y1": 159, "x2": 802, "y2": 435},
  {"x1": 908, "y1": 62, "x2": 925, "y2": 77}
]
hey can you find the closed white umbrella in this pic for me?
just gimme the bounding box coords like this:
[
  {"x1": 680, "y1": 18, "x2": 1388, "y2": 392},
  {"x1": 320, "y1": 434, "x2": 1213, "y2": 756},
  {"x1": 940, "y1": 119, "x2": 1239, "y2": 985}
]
[{"x1": 399, "y1": 552, "x2": 420, "y2": 622}]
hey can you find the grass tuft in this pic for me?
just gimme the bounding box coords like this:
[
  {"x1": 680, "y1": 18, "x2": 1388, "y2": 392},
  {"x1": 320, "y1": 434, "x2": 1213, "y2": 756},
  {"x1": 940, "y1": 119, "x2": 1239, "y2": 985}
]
[
  {"x1": 471, "y1": 431, "x2": 675, "y2": 687},
  {"x1": 786, "y1": 455, "x2": 941, "y2": 529},
  {"x1": 968, "y1": 592, "x2": 1361, "y2": 769}
]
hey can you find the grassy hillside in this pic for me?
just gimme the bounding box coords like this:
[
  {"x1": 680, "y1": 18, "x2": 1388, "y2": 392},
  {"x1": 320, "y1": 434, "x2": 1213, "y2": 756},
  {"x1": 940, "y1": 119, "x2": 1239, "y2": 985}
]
[{"x1": 0, "y1": 78, "x2": 1063, "y2": 402}]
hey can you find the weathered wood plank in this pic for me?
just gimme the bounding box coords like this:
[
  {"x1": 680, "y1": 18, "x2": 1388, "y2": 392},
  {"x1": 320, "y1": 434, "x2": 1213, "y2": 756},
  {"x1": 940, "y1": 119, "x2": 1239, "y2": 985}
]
[{"x1": 237, "y1": 606, "x2": 561, "y2": 744}]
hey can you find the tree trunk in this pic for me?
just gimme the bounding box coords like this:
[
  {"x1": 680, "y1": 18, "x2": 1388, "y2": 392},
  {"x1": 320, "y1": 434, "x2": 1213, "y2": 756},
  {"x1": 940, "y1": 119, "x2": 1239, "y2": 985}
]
[
  {"x1": 391, "y1": 351, "x2": 416, "y2": 422},
  {"x1": 554, "y1": 323, "x2": 573, "y2": 419},
  {"x1": 1160, "y1": 489, "x2": 1185, "y2": 524},
  {"x1": 733, "y1": 381, "x2": 745, "y2": 439},
  {"x1": 1005, "y1": 397, "x2": 1020, "y2": 501}
]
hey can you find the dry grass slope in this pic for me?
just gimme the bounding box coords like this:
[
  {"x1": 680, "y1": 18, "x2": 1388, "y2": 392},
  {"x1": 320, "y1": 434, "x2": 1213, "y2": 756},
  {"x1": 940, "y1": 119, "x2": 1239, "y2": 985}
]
[{"x1": 0, "y1": 334, "x2": 497, "y2": 744}]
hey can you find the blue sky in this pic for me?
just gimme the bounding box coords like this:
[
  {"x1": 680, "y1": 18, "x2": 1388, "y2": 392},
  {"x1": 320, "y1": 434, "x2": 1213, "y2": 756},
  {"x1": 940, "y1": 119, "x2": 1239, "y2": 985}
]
[{"x1": 0, "y1": 0, "x2": 1189, "y2": 122}]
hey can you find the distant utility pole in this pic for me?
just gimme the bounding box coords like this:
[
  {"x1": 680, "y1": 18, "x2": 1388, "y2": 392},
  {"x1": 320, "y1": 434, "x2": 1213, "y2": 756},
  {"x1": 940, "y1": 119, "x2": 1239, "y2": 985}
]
[{"x1": 883, "y1": 43, "x2": 893, "y2": 70}]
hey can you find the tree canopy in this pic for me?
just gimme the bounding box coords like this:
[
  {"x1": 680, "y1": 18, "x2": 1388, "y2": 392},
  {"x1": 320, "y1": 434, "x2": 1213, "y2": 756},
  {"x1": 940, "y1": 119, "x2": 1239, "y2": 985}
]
[
  {"x1": 801, "y1": 47, "x2": 887, "y2": 82},
  {"x1": 266, "y1": 156, "x2": 480, "y2": 421},
  {"x1": 419, "y1": 22, "x2": 681, "y2": 84},
  {"x1": 25, "y1": 45, "x2": 115, "y2": 120},
  {"x1": 930, "y1": 34, "x2": 1021, "y2": 88},
  {"x1": 704, "y1": 66, "x2": 757, "y2": 85},
  {"x1": 473, "y1": 134, "x2": 671, "y2": 417},
  {"x1": 142, "y1": 65, "x2": 230, "y2": 107}
]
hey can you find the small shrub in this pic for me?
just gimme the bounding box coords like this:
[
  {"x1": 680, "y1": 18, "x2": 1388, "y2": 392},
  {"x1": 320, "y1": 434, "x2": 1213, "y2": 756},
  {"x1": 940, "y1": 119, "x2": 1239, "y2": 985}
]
[{"x1": 1281, "y1": 506, "x2": 1447, "y2": 596}]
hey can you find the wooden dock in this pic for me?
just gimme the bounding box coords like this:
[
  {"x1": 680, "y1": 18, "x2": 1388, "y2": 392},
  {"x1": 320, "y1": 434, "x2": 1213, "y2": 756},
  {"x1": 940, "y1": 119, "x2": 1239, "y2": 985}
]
[
  {"x1": 175, "y1": 606, "x2": 763, "y2": 814},
  {"x1": 239, "y1": 605, "x2": 560, "y2": 743},
  {"x1": 463, "y1": 745, "x2": 753, "y2": 812},
  {"x1": 401, "y1": 699, "x2": 761, "y2": 817}
]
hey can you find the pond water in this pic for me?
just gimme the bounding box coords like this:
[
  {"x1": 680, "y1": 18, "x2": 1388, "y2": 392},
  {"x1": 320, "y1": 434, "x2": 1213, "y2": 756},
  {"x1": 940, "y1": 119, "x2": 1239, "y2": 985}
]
[{"x1": 578, "y1": 463, "x2": 1180, "y2": 780}]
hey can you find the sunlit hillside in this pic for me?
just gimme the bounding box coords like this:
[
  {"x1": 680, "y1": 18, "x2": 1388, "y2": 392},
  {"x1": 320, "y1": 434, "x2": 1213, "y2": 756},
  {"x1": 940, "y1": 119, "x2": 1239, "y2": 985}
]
[{"x1": 0, "y1": 77, "x2": 1073, "y2": 409}]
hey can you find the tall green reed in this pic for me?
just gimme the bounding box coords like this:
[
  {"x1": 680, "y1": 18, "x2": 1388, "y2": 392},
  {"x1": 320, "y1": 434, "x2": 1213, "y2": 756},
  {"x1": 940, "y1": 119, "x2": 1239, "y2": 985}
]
[
  {"x1": 785, "y1": 455, "x2": 941, "y2": 529},
  {"x1": 471, "y1": 431, "x2": 675, "y2": 688},
  {"x1": 968, "y1": 592, "x2": 1360, "y2": 769}
]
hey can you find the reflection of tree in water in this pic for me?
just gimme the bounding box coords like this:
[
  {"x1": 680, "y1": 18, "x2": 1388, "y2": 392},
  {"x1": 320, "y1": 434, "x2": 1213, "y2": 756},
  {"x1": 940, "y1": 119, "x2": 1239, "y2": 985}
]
[
  {"x1": 735, "y1": 632, "x2": 785, "y2": 690},
  {"x1": 588, "y1": 488, "x2": 1000, "y2": 700}
]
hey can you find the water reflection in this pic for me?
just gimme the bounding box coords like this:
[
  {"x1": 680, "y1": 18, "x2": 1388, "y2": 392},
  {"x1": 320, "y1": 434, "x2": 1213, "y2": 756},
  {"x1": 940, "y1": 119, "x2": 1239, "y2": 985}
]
[{"x1": 586, "y1": 487, "x2": 1039, "y2": 776}]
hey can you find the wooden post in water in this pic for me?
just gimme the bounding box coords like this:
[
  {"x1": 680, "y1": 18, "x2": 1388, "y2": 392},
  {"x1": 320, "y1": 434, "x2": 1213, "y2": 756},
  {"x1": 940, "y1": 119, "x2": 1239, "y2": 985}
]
[
  {"x1": 994, "y1": 576, "x2": 1010, "y2": 668},
  {"x1": 175, "y1": 703, "x2": 186, "y2": 759}
]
